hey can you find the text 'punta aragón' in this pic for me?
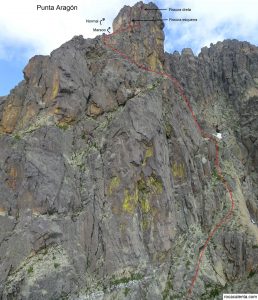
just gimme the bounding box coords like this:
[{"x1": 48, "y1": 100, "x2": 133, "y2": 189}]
[{"x1": 36, "y1": 5, "x2": 78, "y2": 12}]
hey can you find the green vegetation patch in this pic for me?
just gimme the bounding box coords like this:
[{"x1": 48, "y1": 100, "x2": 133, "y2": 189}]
[
  {"x1": 209, "y1": 286, "x2": 220, "y2": 297},
  {"x1": 248, "y1": 269, "x2": 256, "y2": 278},
  {"x1": 201, "y1": 283, "x2": 225, "y2": 299},
  {"x1": 124, "y1": 287, "x2": 130, "y2": 296},
  {"x1": 14, "y1": 134, "x2": 21, "y2": 140},
  {"x1": 162, "y1": 279, "x2": 173, "y2": 300},
  {"x1": 211, "y1": 168, "x2": 221, "y2": 186},
  {"x1": 164, "y1": 122, "x2": 173, "y2": 139},
  {"x1": 110, "y1": 273, "x2": 143, "y2": 287},
  {"x1": 57, "y1": 123, "x2": 69, "y2": 131},
  {"x1": 54, "y1": 262, "x2": 60, "y2": 269}
]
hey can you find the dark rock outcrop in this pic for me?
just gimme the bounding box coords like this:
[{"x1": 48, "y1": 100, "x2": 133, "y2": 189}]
[{"x1": 0, "y1": 2, "x2": 258, "y2": 299}]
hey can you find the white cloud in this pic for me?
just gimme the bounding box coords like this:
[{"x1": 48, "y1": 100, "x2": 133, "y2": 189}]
[
  {"x1": 0, "y1": 0, "x2": 137, "y2": 59},
  {"x1": 159, "y1": 0, "x2": 258, "y2": 54},
  {"x1": 0, "y1": 0, "x2": 258, "y2": 60}
]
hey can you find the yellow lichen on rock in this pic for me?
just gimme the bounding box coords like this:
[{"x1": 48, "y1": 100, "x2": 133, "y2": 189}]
[
  {"x1": 172, "y1": 162, "x2": 186, "y2": 178},
  {"x1": 51, "y1": 70, "x2": 59, "y2": 100},
  {"x1": 147, "y1": 175, "x2": 163, "y2": 194},
  {"x1": 122, "y1": 188, "x2": 139, "y2": 214},
  {"x1": 143, "y1": 146, "x2": 153, "y2": 166},
  {"x1": 121, "y1": 174, "x2": 162, "y2": 218},
  {"x1": 42, "y1": 69, "x2": 60, "y2": 103},
  {"x1": 54, "y1": 107, "x2": 62, "y2": 114},
  {"x1": 147, "y1": 52, "x2": 162, "y2": 72},
  {"x1": 148, "y1": 53, "x2": 157, "y2": 71},
  {"x1": 108, "y1": 176, "x2": 121, "y2": 196},
  {"x1": 140, "y1": 219, "x2": 150, "y2": 230},
  {"x1": 141, "y1": 198, "x2": 151, "y2": 213}
]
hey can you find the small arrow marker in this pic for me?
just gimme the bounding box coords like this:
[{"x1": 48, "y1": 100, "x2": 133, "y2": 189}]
[
  {"x1": 132, "y1": 19, "x2": 168, "y2": 22},
  {"x1": 144, "y1": 8, "x2": 167, "y2": 11}
]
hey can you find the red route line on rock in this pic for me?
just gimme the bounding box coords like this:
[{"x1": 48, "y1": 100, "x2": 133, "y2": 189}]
[{"x1": 102, "y1": 5, "x2": 235, "y2": 298}]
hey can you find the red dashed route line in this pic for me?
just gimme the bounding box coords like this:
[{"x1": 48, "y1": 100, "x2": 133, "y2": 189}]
[{"x1": 102, "y1": 5, "x2": 235, "y2": 298}]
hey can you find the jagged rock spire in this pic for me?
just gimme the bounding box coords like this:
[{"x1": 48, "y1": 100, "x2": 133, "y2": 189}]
[{"x1": 109, "y1": 1, "x2": 165, "y2": 71}]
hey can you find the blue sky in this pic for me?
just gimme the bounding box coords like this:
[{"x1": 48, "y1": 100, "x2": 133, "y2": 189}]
[
  {"x1": 0, "y1": 44, "x2": 35, "y2": 95},
  {"x1": 1, "y1": 0, "x2": 258, "y2": 96},
  {"x1": 0, "y1": 58, "x2": 24, "y2": 96}
]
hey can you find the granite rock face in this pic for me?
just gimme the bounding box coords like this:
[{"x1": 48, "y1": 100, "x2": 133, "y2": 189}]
[{"x1": 0, "y1": 2, "x2": 258, "y2": 299}]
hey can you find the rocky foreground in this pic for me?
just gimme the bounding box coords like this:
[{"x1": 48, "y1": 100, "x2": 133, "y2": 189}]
[{"x1": 0, "y1": 2, "x2": 258, "y2": 299}]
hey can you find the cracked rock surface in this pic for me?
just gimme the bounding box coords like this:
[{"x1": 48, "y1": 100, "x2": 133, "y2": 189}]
[{"x1": 0, "y1": 2, "x2": 258, "y2": 299}]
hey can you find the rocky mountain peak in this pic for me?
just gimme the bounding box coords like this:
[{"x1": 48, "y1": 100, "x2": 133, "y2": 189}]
[
  {"x1": 110, "y1": 1, "x2": 165, "y2": 70},
  {"x1": 0, "y1": 1, "x2": 258, "y2": 299}
]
